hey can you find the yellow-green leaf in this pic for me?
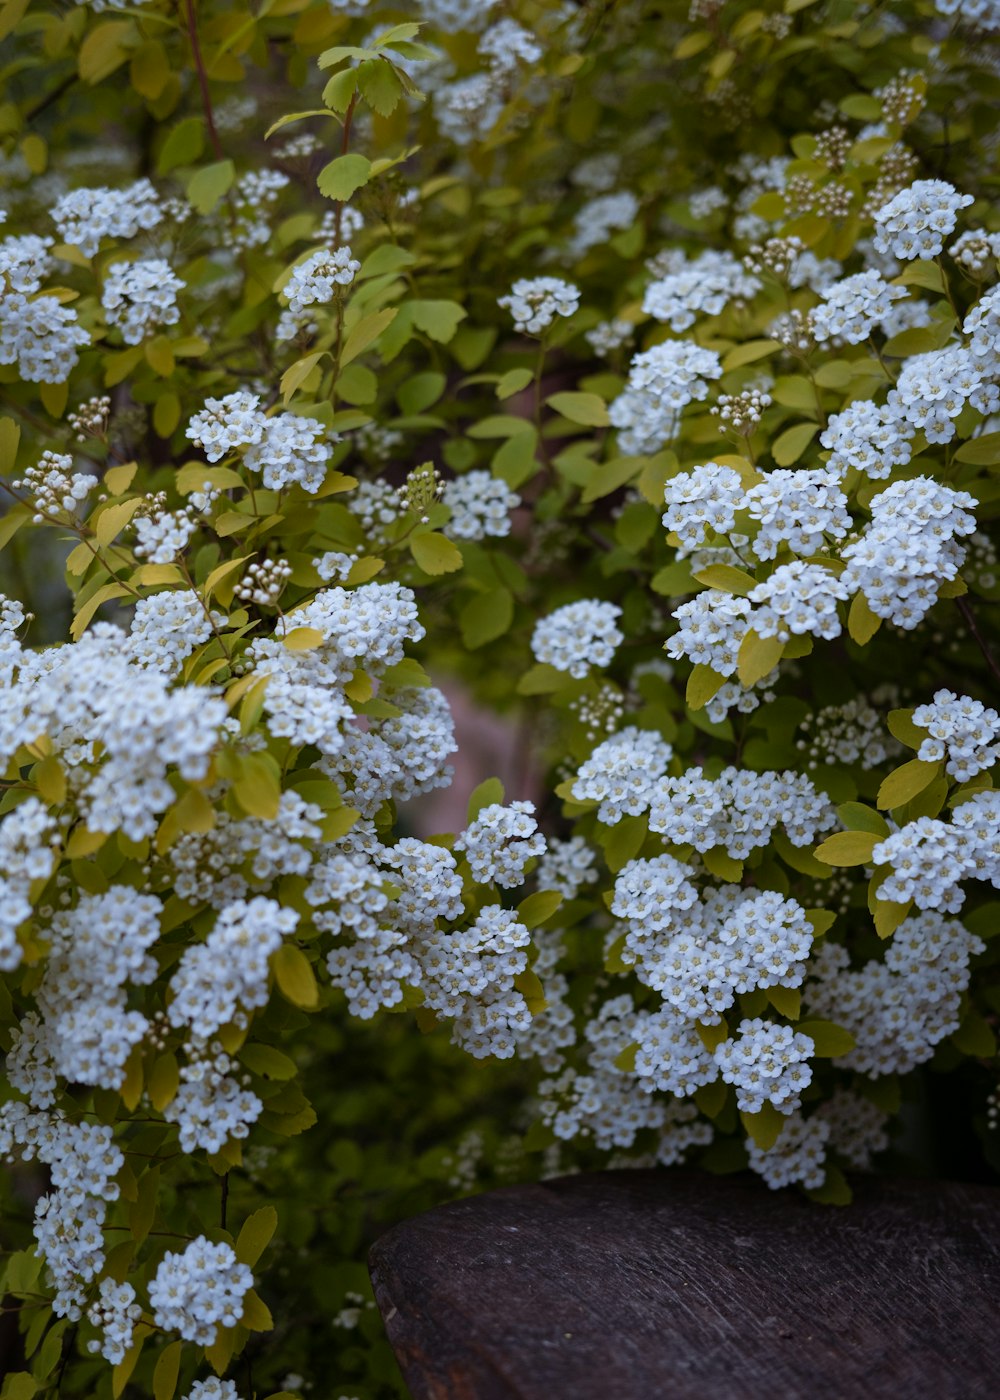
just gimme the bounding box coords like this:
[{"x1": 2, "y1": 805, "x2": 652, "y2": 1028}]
[
  {"x1": 71, "y1": 583, "x2": 130, "y2": 640},
  {"x1": 235, "y1": 1206, "x2": 278, "y2": 1268},
  {"x1": 187, "y1": 159, "x2": 235, "y2": 215},
  {"x1": 152, "y1": 1340, "x2": 182, "y2": 1400},
  {"x1": 686, "y1": 663, "x2": 726, "y2": 710},
  {"x1": 741, "y1": 1102, "x2": 784, "y2": 1150},
  {"x1": 240, "y1": 1289, "x2": 274, "y2": 1332},
  {"x1": 546, "y1": 391, "x2": 609, "y2": 427},
  {"x1": 94, "y1": 497, "x2": 143, "y2": 547},
  {"x1": 772, "y1": 421, "x2": 818, "y2": 467},
  {"x1": 148, "y1": 1053, "x2": 179, "y2": 1112},
  {"x1": 272, "y1": 943, "x2": 319, "y2": 1010},
  {"x1": 877, "y1": 758, "x2": 941, "y2": 811},
  {"x1": 317, "y1": 153, "x2": 371, "y2": 201},
  {"x1": 814, "y1": 830, "x2": 879, "y2": 866},
  {"x1": 847, "y1": 591, "x2": 881, "y2": 645},
  {"x1": 692, "y1": 564, "x2": 757, "y2": 596},
  {"x1": 737, "y1": 629, "x2": 783, "y2": 687},
  {"x1": 283, "y1": 626, "x2": 325, "y2": 651},
  {"x1": 410, "y1": 532, "x2": 462, "y2": 575},
  {"x1": 797, "y1": 1019, "x2": 856, "y2": 1057},
  {"x1": 280, "y1": 351, "x2": 325, "y2": 403},
  {"x1": 517, "y1": 890, "x2": 563, "y2": 927}
]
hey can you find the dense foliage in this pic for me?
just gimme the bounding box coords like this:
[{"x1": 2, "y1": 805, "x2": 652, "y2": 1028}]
[{"x1": 2, "y1": 0, "x2": 1000, "y2": 1395}]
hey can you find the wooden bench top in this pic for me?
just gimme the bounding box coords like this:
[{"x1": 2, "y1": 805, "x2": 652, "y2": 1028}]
[{"x1": 369, "y1": 1169, "x2": 1000, "y2": 1399}]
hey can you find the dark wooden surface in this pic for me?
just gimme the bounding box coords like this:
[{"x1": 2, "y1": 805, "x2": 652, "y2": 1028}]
[{"x1": 368, "y1": 1169, "x2": 1000, "y2": 1399}]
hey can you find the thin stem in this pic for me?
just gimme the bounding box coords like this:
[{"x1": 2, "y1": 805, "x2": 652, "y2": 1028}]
[
  {"x1": 184, "y1": 0, "x2": 224, "y2": 161},
  {"x1": 955, "y1": 595, "x2": 1000, "y2": 690}
]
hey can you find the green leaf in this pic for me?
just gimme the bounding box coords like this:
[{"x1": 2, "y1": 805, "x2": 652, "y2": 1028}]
[
  {"x1": 953, "y1": 432, "x2": 1000, "y2": 467},
  {"x1": 814, "y1": 830, "x2": 879, "y2": 866},
  {"x1": 323, "y1": 69, "x2": 358, "y2": 114},
  {"x1": 772, "y1": 421, "x2": 819, "y2": 467},
  {"x1": 686, "y1": 664, "x2": 726, "y2": 710},
  {"x1": 806, "y1": 1164, "x2": 852, "y2": 1206},
  {"x1": 0, "y1": 416, "x2": 20, "y2": 473},
  {"x1": 459, "y1": 586, "x2": 514, "y2": 648},
  {"x1": 835, "y1": 803, "x2": 890, "y2": 837},
  {"x1": 766, "y1": 986, "x2": 801, "y2": 1019},
  {"x1": 517, "y1": 889, "x2": 563, "y2": 928},
  {"x1": 280, "y1": 352, "x2": 326, "y2": 403},
  {"x1": 546, "y1": 391, "x2": 609, "y2": 427},
  {"x1": 702, "y1": 847, "x2": 743, "y2": 883},
  {"x1": 2, "y1": 1375, "x2": 38, "y2": 1400},
  {"x1": 152, "y1": 1341, "x2": 182, "y2": 1400},
  {"x1": 236, "y1": 1205, "x2": 278, "y2": 1268},
  {"x1": 318, "y1": 153, "x2": 372, "y2": 201},
  {"x1": 877, "y1": 758, "x2": 941, "y2": 811},
  {"x1": 240, "y1": 1289, "x2": 274, "y2": 1332},
  {"x1": 496, "y1": 368, "x2": 534, "y2": 400},
  {"x1": 410, "y1": 532, "x2": 463, "y2": 575},
  {"x1": 737, "y1": 629, "x2": 783, "y2": 687},
  {"x1": 797, "y1": 1019, "x2": 856, "y2": 1056},
  {"x1": 602, "y1": 814, "x2": 647, "y2": 872},
  {"x1": 272, "y1": 944, "x2": 319, "y2": 1009},
  {"x1": 409, "y1": 299, "x2": 467, "y2": 343},
  {"x1": 187, "y1": 159, "x2": 235, "y2": 215},
  {"x1": 847, "y1": 591, "x2": 881, "y2": 645},
  {"x1": 71, "y1": 583, "x2": 130, "y2": 640},
  {"x1": 741, "y1": 1102, "x2": 785, "y2": 1150},
  {"x1": 240, "y1": 1043, "x2": 298, "y2": 1080},
  {"x1": 721, "y1": 339, "x2": 780, "y2": 371},
  {"x1": 283, "y1": 626, "x2": 325, "y2": 651},
  {"x1": 467, "y1": 777, "x2": 504, "y2": 821},
  {"x1": 692, "y1": 564, "x2": 757, "y2": 596},
  {"x1": 951, "y1": 1011, "x2": 997, "y2": 1058},
  {"x1": 887, "y1": 708, "x2": 927, "y2": 749},
  {"x1": 78, "y1": 20, "x2": 134, "y2": 84},
  {"x1": 357, "y1": 57, "x2": 404, "y2": 117},
  {"x1": 158, "y1": 117, "x2": 205, "y2": 174},
  {"x1": 492, "y1": 430, "x2": 539, "y2": 488},
  {"x1": 340, "y1": 308, "x2": 398, "y2": 367},
  {"x1": 94, "y1": 497, "x2": 142, "y2": 547},
  {"x1": 873, "y1": 897, "x2": 912, "y2": 940}
]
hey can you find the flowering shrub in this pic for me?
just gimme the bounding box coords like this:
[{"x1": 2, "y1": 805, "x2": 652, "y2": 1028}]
[{"x1": 2, "y1": 0, "x2": 1000, "y2": 1395}]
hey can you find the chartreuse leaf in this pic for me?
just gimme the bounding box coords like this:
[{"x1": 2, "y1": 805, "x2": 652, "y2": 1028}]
[
  {"x1": 741, "y1": 1102, "x2": 784, "y2": 1150},
  {"x1": 187, "y1": 159, "x2": 235, "y2": 214},
  {"x1": 517, "y1": 890, "x2": 563, "y2": 927},
  {"x1": 814, "y1": 831, "x2": 879, "y2": 866},
  {"x1": 410, "y1": 532, "x2": 462, "y2": 575},
  {"x1": 546, "y1": 392, "x2": 609, "y2": 426},
  {"x1": 272, "y1": 944, "x2": 319, "y2": 1009},
  {"x1": 737, "y1": 630, "x2": 783, "y2": 687},
  {"x1": 318, "y1": 153, "x2": 372, "y2": 200},
  {"x1": 877, "y1": 758, "x2": 941, "y2": 810},
  {"x1": 467, "y1": 777, "x2": 504, "y2": 821},
  {"x1": 951, "y1": 1011, "x2": 997, "y2": 1058},
  {"x1": 241, "y1": 1289, "x2": 274, "y2": 1331},
  {"x1": 686, "y1": 664, "x2": 726, "y2": 710},
  {"x1": 848, "y1": 591, "x2": 881, "y2": 645},
  {"x1": 152, "y1": 1341, "x2": 182, "y2": 1400},
  {"x1": 236, "y1": 1206, "x2": 278, "y2": 1268},
  {"x1": 797, "y1": 1019, "x2": 856, "y2": 1056}
]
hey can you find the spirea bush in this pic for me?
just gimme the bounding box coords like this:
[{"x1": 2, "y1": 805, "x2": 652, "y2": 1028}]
[{"x1": 2, "y1": 0, "x2": 1000, "y2": 1394}]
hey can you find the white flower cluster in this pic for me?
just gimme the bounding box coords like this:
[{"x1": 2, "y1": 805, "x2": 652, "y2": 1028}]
[
  {"x1": 248, "y1": 582, "x2": 424, "y2": 752},
  {"x1": 51, "y1": 179, "x2": 163, "y2": 256},
  {"x1": 746, "y1": 1111, "x2": 829, "y2": 1189},
  {"x1": 498, "y1": 277, "x2": 581, "y2": 334},
  {"x1": 820, "y1": 399, "x2": 913, "y2": 480},
  {"x1": 871, "y1": 790, "x2": 1000, "y2": 913},
  {"x1": 912, "y1": 689, "x2": 1000, "y2": 779},
  {"x1": 569, "y1": 192, "x2": 640, "y2": 256},
  {"x1": 715, "y1": 1017, "x2": 814, "y2": 1114},
  {"x1": 615, "y1": 862, "x2": 815, "y2": 1008},
  {"x1": 642, "y1": 250, "x2": 760, "y2": 331},
  {"x1": 890, "y1": 345, "x2": 999, "y2": 444},
  {"x1": 127, "y1": 590, "x2": 215, "y2": 672},
  {"x1": 647, "y1": 767, "x2": 835, "y2": 856},
  {"x1": 873, "y1": 179, "x2": 974, "y2": 260},
  {"x1": 842, "y1": 477, "x2": 977, "y2": 628},
  {"x1": 0, "y1": 621, "x2": 228, "y2": 843},
  {"x1": 86, "y1": 1278, "x2": 141, "y2": 1364},
  {"x1": 14, "y1": 450, "x2": 97, "y2": 522},
  {"x1": 134, "y1": 507, "x2": 196, "y2": 564},
  {"x1": 531, "y1": 599, "x2": 623, "y2": 678},
  {"x1": 0, "y1": 794, "x2": 57, "y2": 970},
  {"x1": 0, "y1": 234, "x2": 90, "y2": 382},
  {"x1": 455, "y1": 801, "x2": 546, "y2": 888},
  {"x1": 798, "y1": 694, "x2": 900, "y2": 770},
  {"x1": 571, "y1": 726, "x2": 673, "y2": 823},
  {"x1": 282, "y1": 246, "x2": 360, "y2": 314},
  {"x1": 102, "y1": 258, "x2": 184, "y2": 345},
  {"x1": 0, "y1": 1105, "x2": 123, "y2": 1318},
  {"x1": 662, "y1": 462, "x2": 744, "y2": 551},
  {"x1": 950, "y1": 228, "x2": 1000, "y2": 275},
  {"x1": 442, "y1": 470, "x2": 520, "y2": 540},
  {"x1": 478, "y1": 17, "x2": 543, "y2": 76},
  {"x1": 149, "y1": 1237, "x2": 252, "y2": 1345},
  {"x1": 806, "y1": 915, "x2": 984, "y2": 1074},
  {"x1": 187, "y1": 391, "x2": 337, "y2": 493},
  {"x1": 750, "y1": 561, "x2": 850, "y2": 642},
  {"x1": 184, "y1": 1381, "x2": 242, "y2": 1400},
  {"x1": 610, "y1": 341, "x2": 722, "y2": 454},
  {"x1": 810, "y1": 269, "x2": 907, "y2": 344},
  {"x1": 745, "y1": 469, "x2": 851, "y2": 560},
  {"x1": 163, "y1": 1045, "x2": 262, "y2": 1155},
  {"x1": 535, "y1": 836, "x2": 599, "y2": 899},
  {"x1": 585, "y1": 318, "x2": 633, "y2": 355},
  {"x1": 667, "y1": 590, "x2": 752, "y2": 677},
  {"x1": 168, "y1": 896, "x2": 297, "y2": 1040},
  {"x1": 422, "y1": 905, "x2": 533, "y2": 1059}
]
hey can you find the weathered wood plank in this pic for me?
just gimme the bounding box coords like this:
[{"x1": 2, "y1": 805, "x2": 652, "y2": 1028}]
[{"x1": 369, "y1": 1170, "x2": 1000, "y2": 1399}]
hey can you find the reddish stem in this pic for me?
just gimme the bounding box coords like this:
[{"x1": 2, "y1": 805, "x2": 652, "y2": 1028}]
[{"x1": 184, "y1": 0, "x2": 224, "y2": 161}]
